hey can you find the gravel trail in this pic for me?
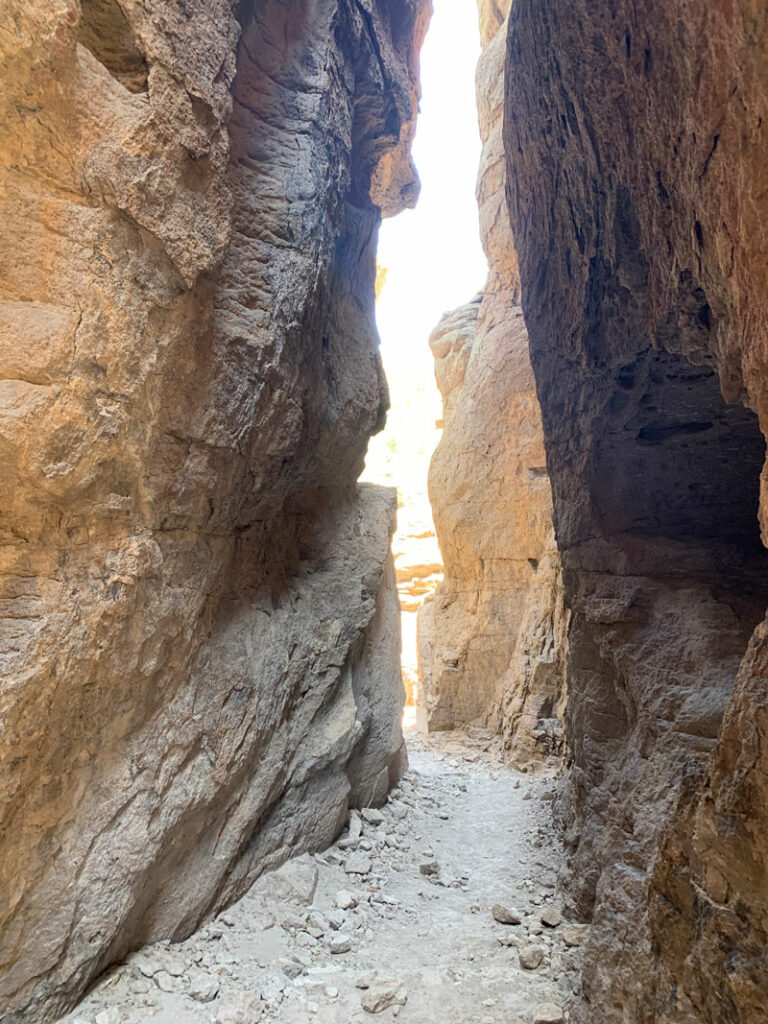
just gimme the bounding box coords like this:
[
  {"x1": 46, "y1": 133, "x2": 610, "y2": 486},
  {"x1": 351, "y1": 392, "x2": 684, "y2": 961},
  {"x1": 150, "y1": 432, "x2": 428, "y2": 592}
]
[{"x1": 59, "y1": 729, "x2": 583, "y2": 1024}]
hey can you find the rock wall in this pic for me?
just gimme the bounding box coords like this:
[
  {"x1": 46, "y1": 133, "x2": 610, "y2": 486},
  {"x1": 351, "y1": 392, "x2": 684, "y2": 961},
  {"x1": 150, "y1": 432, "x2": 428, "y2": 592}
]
[
  {"x1": 0, "y1": 1, "x2": 428, "y2": 1020},
  {"x1": 418, "y1": 0, "x2": 566, "y2": 762},
  {"x1": 504, "y1": 1, "x2": 768, "y2": 1020}
]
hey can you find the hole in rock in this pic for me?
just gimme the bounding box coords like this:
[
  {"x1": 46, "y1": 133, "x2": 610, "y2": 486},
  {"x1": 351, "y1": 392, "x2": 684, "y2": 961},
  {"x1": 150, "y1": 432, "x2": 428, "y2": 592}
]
[{"x1": 77, "y1": 0, "x2": 149, "y2": 93}]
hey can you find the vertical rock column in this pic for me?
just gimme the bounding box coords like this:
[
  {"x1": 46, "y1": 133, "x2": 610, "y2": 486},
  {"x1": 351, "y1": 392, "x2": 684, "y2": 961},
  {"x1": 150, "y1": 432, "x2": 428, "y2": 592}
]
[
  {"x1": 0, "y1": 1, "x2": 429, "y2": 1021},
  {"x1": 504, "y1": 0, "x2": 768, "y2": 1020},
  {"x1": 418, "y1": 0, "x2": 567, "y2": 762}
]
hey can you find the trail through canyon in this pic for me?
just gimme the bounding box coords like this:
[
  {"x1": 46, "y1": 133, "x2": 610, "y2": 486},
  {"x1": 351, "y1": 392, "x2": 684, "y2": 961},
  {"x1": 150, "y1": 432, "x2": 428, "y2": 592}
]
[{"x1": 57, "y1": 732, "x2": 582, "y2": 1024}]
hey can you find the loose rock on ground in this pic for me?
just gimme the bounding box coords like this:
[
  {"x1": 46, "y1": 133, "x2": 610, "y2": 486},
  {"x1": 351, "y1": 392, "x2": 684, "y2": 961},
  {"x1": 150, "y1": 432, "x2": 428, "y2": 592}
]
[{"x1": 57, "y1": 728, "x2": 582, "y2": 1024}]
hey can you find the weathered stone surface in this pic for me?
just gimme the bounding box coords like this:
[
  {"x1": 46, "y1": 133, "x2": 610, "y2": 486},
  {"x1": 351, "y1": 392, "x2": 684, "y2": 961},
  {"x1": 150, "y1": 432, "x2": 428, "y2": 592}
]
[
  {"x1": 0, "y1": 1, "x2": 428, "y2": 1020},
  {"x1": 418, "y1": 3, "x2": 566, "y2": 759},
  {"x1": 505, "y1": 1, "x2": 768, "y2": 1021}
]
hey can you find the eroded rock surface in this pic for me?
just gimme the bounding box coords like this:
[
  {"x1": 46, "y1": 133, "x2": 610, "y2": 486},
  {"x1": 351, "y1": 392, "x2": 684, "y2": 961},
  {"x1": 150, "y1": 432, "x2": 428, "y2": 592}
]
[
  {"x1": 505, "y1": 1, "x2": 768, "y2": 1020},
  {"x1": 419, "y1": 1, "x2": 566, "y2": 761},
  {"x1": 0, "y1": 1, "x2": 428, "y2": 1020}
]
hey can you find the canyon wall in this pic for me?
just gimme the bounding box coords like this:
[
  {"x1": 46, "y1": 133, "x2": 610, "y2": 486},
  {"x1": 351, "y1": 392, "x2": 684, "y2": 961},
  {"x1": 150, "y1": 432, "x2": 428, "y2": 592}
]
[
  {"x1": 0, "y1": 1, "x2": 428, "y2": 1020},
  {"x1": 504, "y1": 1, "x2": 768, "y2": 1020},
  {"x1": 418, "y1": 1, "x2": 566, "y2": 762}
]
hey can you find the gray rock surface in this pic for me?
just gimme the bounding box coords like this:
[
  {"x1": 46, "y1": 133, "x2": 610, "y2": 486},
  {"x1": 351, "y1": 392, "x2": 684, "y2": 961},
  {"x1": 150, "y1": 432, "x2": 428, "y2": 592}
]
[{"x1": 505, "y1": 0, "x2": 768, "y2": 1019}]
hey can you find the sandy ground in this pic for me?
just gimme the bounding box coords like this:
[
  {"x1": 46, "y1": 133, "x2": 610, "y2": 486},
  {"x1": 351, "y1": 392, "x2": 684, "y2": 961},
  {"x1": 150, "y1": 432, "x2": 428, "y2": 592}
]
[{"x1": 58, "y1": 729, "x2": 583, "y2": 1024}]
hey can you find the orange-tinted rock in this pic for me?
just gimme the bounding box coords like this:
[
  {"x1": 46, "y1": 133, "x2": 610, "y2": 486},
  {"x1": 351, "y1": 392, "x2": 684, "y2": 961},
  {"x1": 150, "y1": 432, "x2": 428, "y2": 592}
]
[
  {"x1": 0, "y1": 1, "x2": 428, "y2": 1020},
  {"x1": 418, "y1": 5, "x2": 566, "y2": 760}
]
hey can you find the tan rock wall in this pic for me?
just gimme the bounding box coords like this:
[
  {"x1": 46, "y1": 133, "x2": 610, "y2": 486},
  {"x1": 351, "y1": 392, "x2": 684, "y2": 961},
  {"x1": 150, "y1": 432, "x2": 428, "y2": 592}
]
[
  {"x1": 418, "y1": 4, "x2": 566, "y2": 761},
  {"x1": 504, "y1": 0, "x2": 768, "y2": 1019},
  {"x1": 0, "y1": 1, "x2": 428, "y2": 1020}
]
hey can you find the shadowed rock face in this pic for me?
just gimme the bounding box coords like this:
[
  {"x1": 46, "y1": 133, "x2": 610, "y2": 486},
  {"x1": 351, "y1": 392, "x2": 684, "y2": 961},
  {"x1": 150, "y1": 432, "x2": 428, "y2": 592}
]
[
  {"x1": 0, "y1": 1, "x2": 428, "y2": 1020},
  {"x1": 418, "y1": 0, "x2": 567, "y2": 761},
  {"x1": 504, "y1": 1, "x2": 768, "y2": 1020}
]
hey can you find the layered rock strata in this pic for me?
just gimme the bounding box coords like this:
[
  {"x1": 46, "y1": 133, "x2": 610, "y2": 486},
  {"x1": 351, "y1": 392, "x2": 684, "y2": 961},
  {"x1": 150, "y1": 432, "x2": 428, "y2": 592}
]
[
  {"x1": 0, "y1": 1, "x2": 428, "y2": 1020},
  {"x1": 418, "y1": 1, "x2": 566, "y2": 761},
  {"x1": 504, "y1": 1, "x2": 768, "y2": 1020}
]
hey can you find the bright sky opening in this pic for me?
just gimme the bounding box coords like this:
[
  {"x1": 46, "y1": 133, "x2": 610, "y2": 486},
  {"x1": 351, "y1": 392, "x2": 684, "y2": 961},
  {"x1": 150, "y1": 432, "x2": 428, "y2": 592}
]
[{"x1": 363, "y1": 0, "x2": 487, "y2": 500}]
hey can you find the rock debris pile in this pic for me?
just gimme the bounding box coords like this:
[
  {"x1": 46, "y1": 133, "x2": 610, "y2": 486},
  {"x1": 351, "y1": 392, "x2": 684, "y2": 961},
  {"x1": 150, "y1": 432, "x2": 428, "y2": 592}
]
[{"x1": 57, "y1": 731, "x2": 582, "y2": 1024}]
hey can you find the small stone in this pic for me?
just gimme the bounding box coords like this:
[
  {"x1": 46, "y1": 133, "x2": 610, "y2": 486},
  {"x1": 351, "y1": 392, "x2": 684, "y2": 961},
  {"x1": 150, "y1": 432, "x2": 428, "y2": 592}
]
[
  {"x1": 154, "y1": 970, "x2": 175, "y2": 992},
  {"x1": 348, "y1": 814, "x2": 363, "y2": 840},
  {"x1": 492, "y1": 904, "x2": 522, "y2": 925},
  {"x1": 345, "y1": 853, "x2": 372, "y2": 875},
  {"x1": 95, "y1": 1011, "x2": 120, "y2": 1024},
  {"x1": 327, "y1": 908, "x2": 346, "y2": 930},
  {"x1": 275, "y1": 957, "x2": 305, "y2": 979},
  {"x1": 189, "y1": 971, "x2": 220, "y2": 1003},
  {"x1": 522, "y1": 792, "x2": 532, "y2": 801},
  {"x1": 361, "y1": 980, "x2": 407, "y2": 1013},
  {"x1": 259, "y1": 972, "x2": 287, "y2": 1006},
  {"x1": 360, "y1": 807, "x2": 385, "y2": 826},
  {"x1": 356, "y1": 972, "x2": 377, "y2": 989},
  {"x1": 326, "y1": 985, "x2": 339, "y2": 999},
  {"x1": 561, "y1": 924, "x2": 589, "y2": 947},
  {"x1": 335, "y1": 890, "x2": 358, "y2": 910},
  {"x1": 215, "y1": 992, "x2": 264, "y2": 1024},
  {"x1": 533, "y1": 1003, "x2": 565, "y2": 1024},
  {"x1": 329, "y1": 934, "x2": 352, "y2": 954},
  {"x1": 419, "y1": 860, "x2": 440, "y2": 877},
  {"x1": 541, "y1": 907, "x2": 562, "y2": 928},
  {"x1": 133, "y1": 954, "x2": 162, "y2": 978},
  {"x1": 519, "y1": 944, "x2": 545, "y2": 970}
]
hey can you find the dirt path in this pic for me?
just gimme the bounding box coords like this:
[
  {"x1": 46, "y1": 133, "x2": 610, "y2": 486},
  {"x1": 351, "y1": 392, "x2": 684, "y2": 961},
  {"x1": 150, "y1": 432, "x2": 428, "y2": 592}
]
[{"x1": 59, "y1": 729, "x2": 583, "y2": 1024}]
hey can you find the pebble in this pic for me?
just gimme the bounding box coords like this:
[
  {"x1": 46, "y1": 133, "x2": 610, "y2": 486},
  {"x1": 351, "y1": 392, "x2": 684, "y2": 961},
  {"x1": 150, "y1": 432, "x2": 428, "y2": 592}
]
[
  {"x1": 189, "y1": 971, "x2": 220, "y2": 1003},
  {"x1": 327, "y1": 908, "x2": 346, "y2": 930},
  {"x1": 561, "y1": 924, "x2": 588, "y2": 947},
  {"x1": 215, "y1": 992, "x2": 264, "y2": 1024},
  {"x1": 329, "y1": 934, "x2": 352, "y2": 954},
  {"x1": 361, "y1": 979, "x2": 408, "y2": 1014},
  {"x1": 94, "y1": 1011, "x2": 120, "y2": 1024},
  {"x1": 361, "y1": 807, "x2": 386, "y2": 826},
  {"x1": 419, "y1": 860, "x2": 440, "y2": 876},
  {"x1": 335, "y1": 890, "x2": 358, "y2": 910},
  {"x1": 275, "y1": 957, "x2": 305, "y2": 979},
  {"x1": 541, "y1": 907, "x2": 562, "y2": 928},
  {"x1": 519, "y1": 944, "x2": 546, "y2": 970},
  {"x1": 532, "y1": 1003, "x2": 565, "y2": 1024},
  {"x1": 345, "y1": 853, "x2": 372, "y2": 875},
  {"x1": 154, "y1": 970, "x2": 175, "y2": 993},
  {"x1": 492, "y1": 904, "x2": 522, "y2": 925}
]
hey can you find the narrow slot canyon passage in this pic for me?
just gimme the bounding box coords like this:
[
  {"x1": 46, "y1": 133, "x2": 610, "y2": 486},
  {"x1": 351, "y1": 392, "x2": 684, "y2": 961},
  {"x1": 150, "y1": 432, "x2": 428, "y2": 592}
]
[
  {"x1": 3, "y1": 1, "x2": 768, "y2": 1023},
  {"x1": 54, "y1": 4, "x2": 580, "y2": 1023}
]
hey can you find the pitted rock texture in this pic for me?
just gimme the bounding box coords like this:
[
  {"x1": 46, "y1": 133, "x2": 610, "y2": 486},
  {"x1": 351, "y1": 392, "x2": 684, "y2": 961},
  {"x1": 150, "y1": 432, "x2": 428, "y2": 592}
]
[
  {"x1": 505, "y1": 1, "x2": 768, "y2": 1020},
  {"x1": 418, "y1": 1, "x2": 566, "y2": 761},
  {"x1": 0, "y1": 1, "x2": 428, "y2": 1020}
]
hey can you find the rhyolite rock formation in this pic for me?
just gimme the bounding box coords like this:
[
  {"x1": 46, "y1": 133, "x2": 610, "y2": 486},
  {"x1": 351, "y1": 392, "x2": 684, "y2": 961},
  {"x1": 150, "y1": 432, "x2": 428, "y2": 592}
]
[
  {"x1": 418, "y1": 0, "x2": 566, "y2": 761},
  {"x1": 0, "y1": 1, "x2": 428, "y2": 1020},
  {"x1": 505, "y1": 0, "x2": 768, "y2": 1020}
]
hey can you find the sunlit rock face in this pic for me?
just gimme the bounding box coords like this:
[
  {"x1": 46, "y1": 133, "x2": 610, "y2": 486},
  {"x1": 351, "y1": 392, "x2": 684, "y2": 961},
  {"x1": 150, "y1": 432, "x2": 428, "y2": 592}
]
[
  {"x1": 505, "y1": 1, "x2": 768, "y2": 1020},
  {"x1": 0, "y1": 1, "x2": 428, "y2": 1020},
  {"x1": 418, "y1": 0, "x2": 567, "y2": 762}
]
